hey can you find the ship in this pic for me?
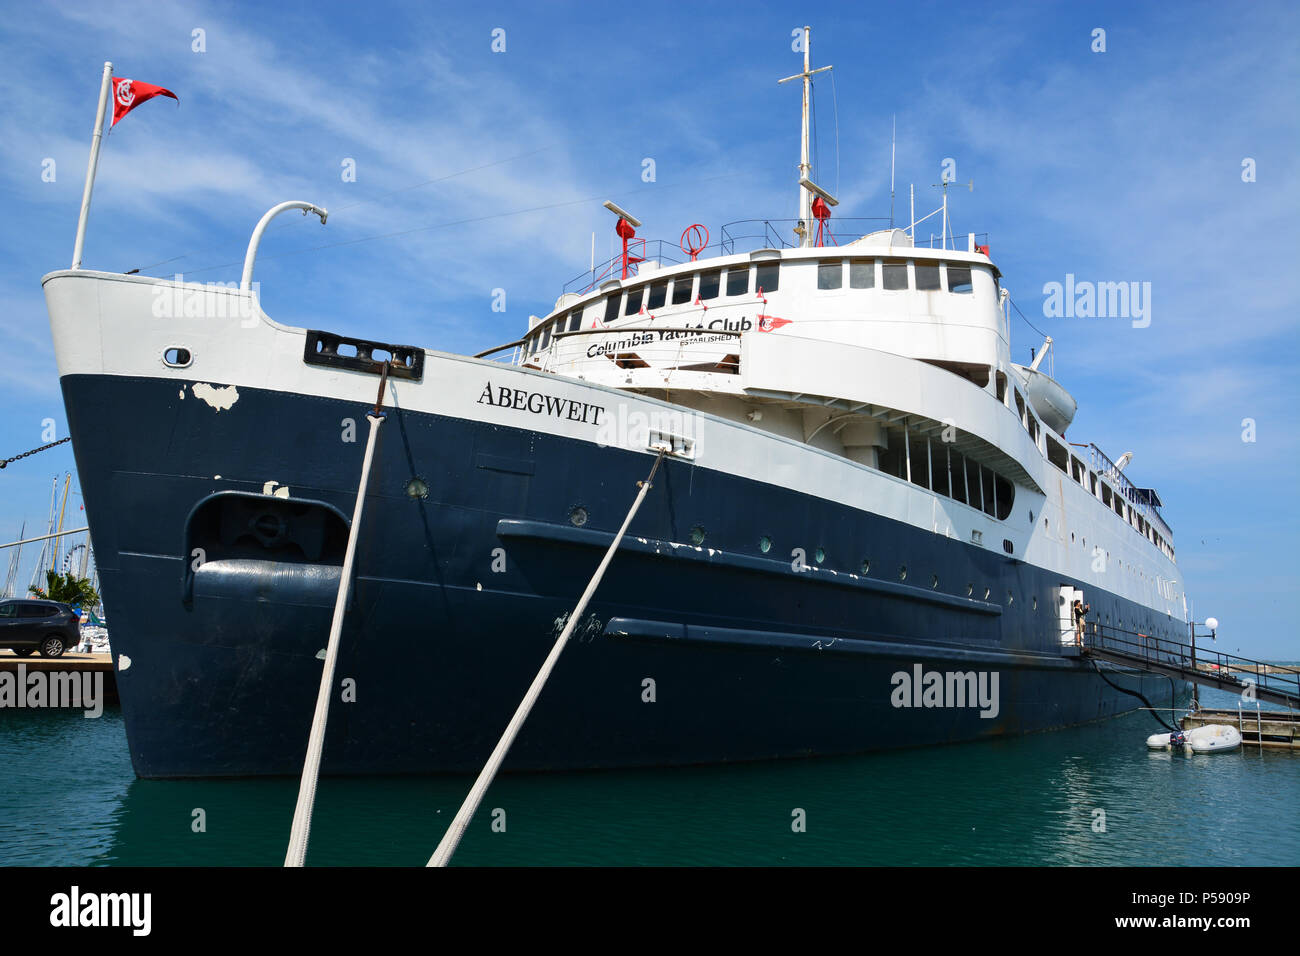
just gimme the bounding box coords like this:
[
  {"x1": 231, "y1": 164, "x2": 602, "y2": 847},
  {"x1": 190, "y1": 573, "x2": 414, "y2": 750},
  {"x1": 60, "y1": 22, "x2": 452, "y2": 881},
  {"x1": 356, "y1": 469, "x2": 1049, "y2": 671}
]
[{"x1": 42, "y1": 31, "x2": 1189, "y2": 777}]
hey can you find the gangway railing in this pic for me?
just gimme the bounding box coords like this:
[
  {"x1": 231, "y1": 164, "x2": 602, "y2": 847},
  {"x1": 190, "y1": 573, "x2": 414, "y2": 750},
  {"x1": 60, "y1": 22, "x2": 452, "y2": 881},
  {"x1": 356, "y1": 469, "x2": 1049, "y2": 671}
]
[{"x1": 1082, "y1": 623, "x2": 1298, "y2": 710}]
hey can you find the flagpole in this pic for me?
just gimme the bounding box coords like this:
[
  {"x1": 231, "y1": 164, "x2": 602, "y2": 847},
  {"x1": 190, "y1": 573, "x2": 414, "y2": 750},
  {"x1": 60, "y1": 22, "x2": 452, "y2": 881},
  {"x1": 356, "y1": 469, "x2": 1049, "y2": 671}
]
[{"x1": 71, "y1": 61, "x2": 113, "y2": 270}]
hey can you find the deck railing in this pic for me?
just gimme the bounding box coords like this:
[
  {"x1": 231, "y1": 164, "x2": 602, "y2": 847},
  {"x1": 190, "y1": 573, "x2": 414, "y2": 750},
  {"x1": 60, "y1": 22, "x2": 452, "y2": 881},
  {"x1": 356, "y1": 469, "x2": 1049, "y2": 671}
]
[{"x1": 1085, "y1": 622, "x2": 1299, "y2": 709}]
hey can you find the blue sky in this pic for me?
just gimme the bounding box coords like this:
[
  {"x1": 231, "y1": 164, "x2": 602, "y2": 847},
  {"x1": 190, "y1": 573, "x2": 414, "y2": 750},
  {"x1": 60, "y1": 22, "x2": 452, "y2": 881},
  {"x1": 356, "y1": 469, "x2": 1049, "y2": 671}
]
[{"x1": 0, "y1": 1, "x2": 1296, "y2": 656}]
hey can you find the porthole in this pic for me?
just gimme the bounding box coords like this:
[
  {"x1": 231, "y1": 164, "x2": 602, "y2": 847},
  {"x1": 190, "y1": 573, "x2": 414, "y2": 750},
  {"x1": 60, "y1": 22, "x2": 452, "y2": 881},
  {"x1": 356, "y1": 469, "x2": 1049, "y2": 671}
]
[
  {"x1": 759, "y1": 535, "x2": 772, "y2": 553},
  {"x1": 861, "y1": 559, "x2": 871, "y2": 574},
  {"x1": 404, "y1": 477, "x2": 429, "y2": 499},
  {"x1": 690, "y1": 526, "x2": 706, "y2": 546},
  {"x1": 569, "y1": 506, "x2": 588, "y2": 527},
  {"x1": 1032, "y1": 596, "x2": 1038, "y2": 611},
  {"x1": 163, "y1": 346, "x2": 192, "y2": 368},
  {"x1": 1071, "y1": 533, "x2": 1075, "y2": 543},
  {"x1": 931, "y1": 574, "x2": 940, "y2": 589},
  {"x1": 983, "y1": 587, "x2": 991, "y2": 600},
  {"x1": 814, "y1": 547, "x2": 825, "y2": 564},
  {"x1": 966, "y1": 583, "x2": 974, "y2": 596},
  {"x1": 1007, "y1": 590, "x2": 1014, "y2": 605},
  {"x1": 898, "y1": 565, "x2": 907, "y2": 581}
]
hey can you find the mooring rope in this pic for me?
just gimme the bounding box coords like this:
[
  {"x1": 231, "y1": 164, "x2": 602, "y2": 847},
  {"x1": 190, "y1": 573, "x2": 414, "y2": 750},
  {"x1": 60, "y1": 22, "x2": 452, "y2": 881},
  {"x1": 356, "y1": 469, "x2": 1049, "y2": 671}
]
[
  {"x1": 284, "y1": 408, "x2": 386, "y2": 867},
  {"x1": 428, "y1": 449, "x2": 667, "y2": 867}
]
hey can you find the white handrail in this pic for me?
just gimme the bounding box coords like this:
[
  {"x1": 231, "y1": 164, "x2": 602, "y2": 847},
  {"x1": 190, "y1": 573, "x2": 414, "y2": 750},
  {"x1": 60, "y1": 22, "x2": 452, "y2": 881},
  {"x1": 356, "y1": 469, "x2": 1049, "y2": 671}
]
[{"x1": 241, "y1": 201, "x2": 328, "y2": 292}]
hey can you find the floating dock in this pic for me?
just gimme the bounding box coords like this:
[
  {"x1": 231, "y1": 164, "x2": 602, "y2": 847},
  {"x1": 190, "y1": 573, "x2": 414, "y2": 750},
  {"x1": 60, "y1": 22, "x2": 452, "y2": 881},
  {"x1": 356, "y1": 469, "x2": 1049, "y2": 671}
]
[{"x1": 1182, "y1": 708, "x2": 1300, "y2": 750}]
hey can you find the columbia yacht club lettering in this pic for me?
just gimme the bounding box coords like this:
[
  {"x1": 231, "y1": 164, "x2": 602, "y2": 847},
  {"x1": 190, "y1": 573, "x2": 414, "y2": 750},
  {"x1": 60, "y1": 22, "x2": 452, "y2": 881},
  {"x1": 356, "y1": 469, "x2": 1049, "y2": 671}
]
[
  {"x1": 585, "y1": 321, "x2": 748, "y2": 357},
  {"x1": 477, "y1": 382, "x2": 605, "y2": 426}
]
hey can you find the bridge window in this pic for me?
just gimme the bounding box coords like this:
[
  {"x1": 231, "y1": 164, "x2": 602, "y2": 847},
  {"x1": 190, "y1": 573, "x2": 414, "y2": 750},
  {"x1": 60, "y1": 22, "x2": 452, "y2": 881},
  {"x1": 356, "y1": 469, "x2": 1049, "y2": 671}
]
[
  {"x1": 949, "y1": 450, "x2": 968, "y2": 504},
  {"x1": 915, "y1": 263, "x2": 941, "y2": 291},
  {"x1": 817, "y1": 261, "x2": 843, "y2": 290},
  {"x1": 1070, "y1": 456, "x2": 1086, "y2": 484},
  {"x1": 882, "y1": 260, "x2": 908, "y2": 290},
  {"x1": 567, "y1": 309, "x2": 583, "y2": 332},
  {"x1": 980, "y1": 466, "x2": 996, "y2": 518},
  {"x1": 603, "y1": 295, "x2": 621, "y2": 324},
  {"x1": 698, "y1": 270, "x2": 721, "y2": 301},
  {"x1": 995, "y1": 475, "x2": 1014, "y2": 520},
  {"x1": 624, "y1": 286, "x2": 645, "y2": 316},
  {"x1": 930, "y1": 442, "x2": 950, "y2": 496},
  {"x1": 726, "y1": 266, "x2": 751, "y2": 296},
  {"x1": 849, "y1": 259, "x2": 875, "y2": 289},
  {"x1": 1047, "y1": 436, "x2": 1069, "y2": 472},
  {"x1": 909, "y1": 434, "x2": 929, "y2": 489},
  {"x1": 755, "y1": 262, "x2": 780, "y2": 294},
  {"x1": 647, "y1": 281, "x2": 667, "y2": 310},
  {"x1": 968, "y1": 458, "x2": 984, "y2": 511},
  {"x1": 539, "y1": 325, "x2": 551, "y2": 350},
  {"x1": 671, "y1": 275, "x2": 694, "y2": 305},
  {"x1": 946, "y1": 264, "x2": 973, "y2": 294}
]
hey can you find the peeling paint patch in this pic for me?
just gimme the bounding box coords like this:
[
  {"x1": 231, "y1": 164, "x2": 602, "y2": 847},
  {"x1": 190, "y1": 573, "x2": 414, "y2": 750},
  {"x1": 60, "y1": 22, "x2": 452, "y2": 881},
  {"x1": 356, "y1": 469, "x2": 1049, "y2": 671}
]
[
  {"x1": 118, "y1": 654, "x2": 132, "y2": 672},
  {"x1": 192, "y1": 382, "x2": 239, "y2": 411},
  {"x1": 262, "y1": 480, "x2": 290, "y2": 498}
]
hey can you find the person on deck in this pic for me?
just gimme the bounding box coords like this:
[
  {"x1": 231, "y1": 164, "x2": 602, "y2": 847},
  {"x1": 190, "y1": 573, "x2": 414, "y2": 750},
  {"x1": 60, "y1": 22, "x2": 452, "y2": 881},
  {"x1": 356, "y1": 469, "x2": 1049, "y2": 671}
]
[{"x1": 1073, "y1": 599, "x2": 1090, "y2": 647}]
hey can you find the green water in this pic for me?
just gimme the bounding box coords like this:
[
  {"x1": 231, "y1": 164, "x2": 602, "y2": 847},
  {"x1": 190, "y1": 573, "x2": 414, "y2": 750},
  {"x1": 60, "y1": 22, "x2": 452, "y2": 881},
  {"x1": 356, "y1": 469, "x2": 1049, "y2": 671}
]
[{"x1": 2, "y1": 686, "x2": 1296, "y2": 866}]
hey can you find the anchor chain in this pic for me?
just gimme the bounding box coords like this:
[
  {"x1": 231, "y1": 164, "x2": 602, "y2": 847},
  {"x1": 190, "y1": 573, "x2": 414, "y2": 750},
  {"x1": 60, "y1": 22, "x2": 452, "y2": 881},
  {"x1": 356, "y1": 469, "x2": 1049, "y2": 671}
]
[{"x1": 0, "y1": 437, "x2": 71, "y2": 469}]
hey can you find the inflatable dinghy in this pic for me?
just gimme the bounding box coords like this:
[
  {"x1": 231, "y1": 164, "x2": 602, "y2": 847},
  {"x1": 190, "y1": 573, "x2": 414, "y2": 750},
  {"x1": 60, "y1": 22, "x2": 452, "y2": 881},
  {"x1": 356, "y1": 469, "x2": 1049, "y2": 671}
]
[{"x1": 1146, "y1": 724, "x2": 1242, "y2": 753}]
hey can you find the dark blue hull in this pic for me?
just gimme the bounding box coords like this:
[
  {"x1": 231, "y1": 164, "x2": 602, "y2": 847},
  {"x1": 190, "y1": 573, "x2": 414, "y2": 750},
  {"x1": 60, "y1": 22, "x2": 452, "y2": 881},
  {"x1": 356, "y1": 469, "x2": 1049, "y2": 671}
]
[{"x1": 62, "y1": 373, "x2": 1184, "y2": 778}]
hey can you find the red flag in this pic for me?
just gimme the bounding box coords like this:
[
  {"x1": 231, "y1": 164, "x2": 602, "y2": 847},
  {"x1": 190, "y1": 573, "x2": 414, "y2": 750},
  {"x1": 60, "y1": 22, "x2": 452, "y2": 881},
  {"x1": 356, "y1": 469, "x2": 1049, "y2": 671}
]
[
  {"x1": 758, "y1": 315, "x2": 792, "y2": 332},
  {"x1": 111, "y1": 76, "x2": 177, "y2": 126}
]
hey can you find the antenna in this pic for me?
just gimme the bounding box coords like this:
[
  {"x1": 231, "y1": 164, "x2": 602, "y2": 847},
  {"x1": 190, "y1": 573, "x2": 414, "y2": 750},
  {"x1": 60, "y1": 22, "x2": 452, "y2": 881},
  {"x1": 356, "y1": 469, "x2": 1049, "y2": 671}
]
[
  {"x1": 779, "y1": 26, "x2": 832, "y2": 248},
  {"x1": 930, "y1": 178, "x2": 973, "y2": 250},
  {"x1": 889, "y1": 114, "x2": 896, "y2": 229}
]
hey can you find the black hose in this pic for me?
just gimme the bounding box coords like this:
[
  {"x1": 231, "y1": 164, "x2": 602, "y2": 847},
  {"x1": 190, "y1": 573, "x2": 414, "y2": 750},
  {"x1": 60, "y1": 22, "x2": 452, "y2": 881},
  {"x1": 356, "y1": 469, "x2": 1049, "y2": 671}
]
[{"x1": 1091, "y1": 660, "x2": 1179, "y2": 733}]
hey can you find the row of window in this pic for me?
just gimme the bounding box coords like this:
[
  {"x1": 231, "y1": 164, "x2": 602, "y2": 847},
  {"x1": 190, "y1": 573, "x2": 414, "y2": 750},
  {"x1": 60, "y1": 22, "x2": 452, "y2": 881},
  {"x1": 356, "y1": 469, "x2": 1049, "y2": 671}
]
[
  {"x1": 875, "y1": 425, "x2": 1016, "y2": 521},
  {"x1": 524, "y1": 257, "x2": 982, "y2": 357},
  {"x1": 0, "y1": 602, "x2": 62, "y2": 619},
  {"x1": 816, "y1": 259, "x2": 973, "y2": 294},
  {"x1": 1044, "y1": 435, "x2": 1174, "y2": 560}
]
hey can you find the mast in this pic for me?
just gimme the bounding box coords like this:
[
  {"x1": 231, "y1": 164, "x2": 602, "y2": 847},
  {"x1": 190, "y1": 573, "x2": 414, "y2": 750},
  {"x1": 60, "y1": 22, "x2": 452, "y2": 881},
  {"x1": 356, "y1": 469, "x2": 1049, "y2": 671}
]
[
  {"x1": 29, "y1": 478, "x2": 58, "y2": 594},
  {"x1": 2, "y1": 522, "x2": 23, "y2": 599},
  {"x1": 779, "y1": 25, "x2": 831, "y2": 248}
]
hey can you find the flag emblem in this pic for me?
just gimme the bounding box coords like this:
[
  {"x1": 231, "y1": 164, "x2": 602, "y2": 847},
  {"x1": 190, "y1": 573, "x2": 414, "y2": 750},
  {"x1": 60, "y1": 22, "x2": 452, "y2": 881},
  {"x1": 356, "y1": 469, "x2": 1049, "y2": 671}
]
[{"x1": 111, "y1": 76, "x2": 178, "y2": 126}]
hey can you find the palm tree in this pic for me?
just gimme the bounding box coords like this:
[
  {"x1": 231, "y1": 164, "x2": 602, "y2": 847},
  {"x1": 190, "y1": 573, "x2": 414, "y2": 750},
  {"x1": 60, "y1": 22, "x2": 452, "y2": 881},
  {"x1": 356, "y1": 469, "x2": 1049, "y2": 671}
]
[{"x1": 29, "y1": 569, "x2": 99, "y2": 609}]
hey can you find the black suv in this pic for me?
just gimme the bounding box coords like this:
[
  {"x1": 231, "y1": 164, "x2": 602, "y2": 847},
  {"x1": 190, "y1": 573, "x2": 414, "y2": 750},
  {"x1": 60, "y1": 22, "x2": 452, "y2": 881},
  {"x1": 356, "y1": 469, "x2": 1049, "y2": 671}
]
[{"x1": 0, "y1": 599, "x2": 81, "y2": 658}]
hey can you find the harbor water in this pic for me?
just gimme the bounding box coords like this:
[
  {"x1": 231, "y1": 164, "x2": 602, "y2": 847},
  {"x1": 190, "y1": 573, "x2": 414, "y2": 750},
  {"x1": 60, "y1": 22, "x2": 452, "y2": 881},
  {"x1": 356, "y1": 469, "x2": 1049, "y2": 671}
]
[{"x1": 1, "y1": 684, "x2": 1295, "y2": 866}]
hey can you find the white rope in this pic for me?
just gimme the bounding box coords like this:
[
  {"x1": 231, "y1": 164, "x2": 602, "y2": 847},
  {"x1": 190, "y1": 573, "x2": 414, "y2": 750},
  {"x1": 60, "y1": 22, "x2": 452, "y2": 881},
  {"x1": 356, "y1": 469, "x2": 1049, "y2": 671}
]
[
  {"x1": 428, "y1": 450, "x2": 667, "y2": 867},
  {"x1": 284, "y1": 411, "x2": 385, "y2": 867}
]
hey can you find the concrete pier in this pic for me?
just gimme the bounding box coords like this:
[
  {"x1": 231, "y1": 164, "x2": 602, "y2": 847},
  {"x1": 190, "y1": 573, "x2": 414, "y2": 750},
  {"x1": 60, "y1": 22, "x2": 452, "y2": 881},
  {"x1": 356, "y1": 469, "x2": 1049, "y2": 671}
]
[{"x1": 0, "y1": 650, "x2": 118, "y2": 706}]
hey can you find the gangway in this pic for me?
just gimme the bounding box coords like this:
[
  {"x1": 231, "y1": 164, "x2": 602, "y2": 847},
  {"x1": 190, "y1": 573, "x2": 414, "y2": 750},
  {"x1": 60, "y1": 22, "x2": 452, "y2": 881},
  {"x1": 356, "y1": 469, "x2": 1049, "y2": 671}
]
[{"x1": 1081, "y1": 624, "x2": 1298, "y2": 710}]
